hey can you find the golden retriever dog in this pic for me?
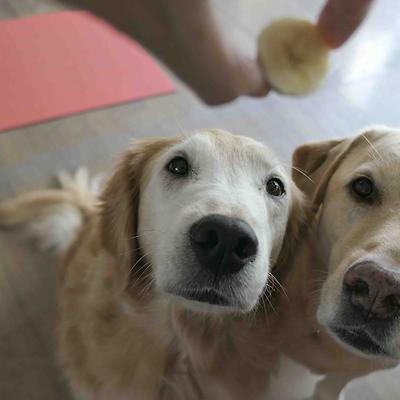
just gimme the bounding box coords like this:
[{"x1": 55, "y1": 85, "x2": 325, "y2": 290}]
[
  {"x1": 272, "y1": 127, "x2": 400, "y2": 400},
  {"x1": 0, "y1": 129, "x2": 304, "y2": 400}
]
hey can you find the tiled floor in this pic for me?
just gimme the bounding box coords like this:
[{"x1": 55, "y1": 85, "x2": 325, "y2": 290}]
[{"x1": 1, "y1": 0, "x2": 400, "y2": 399}]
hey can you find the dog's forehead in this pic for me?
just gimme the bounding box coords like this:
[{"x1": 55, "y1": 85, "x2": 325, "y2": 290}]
[
  {"x1": 372, "y1": 131, "x2": 400, "y2": 158},
  {"x1": 176, "y1": 130, "x2": 279, "y2": 169},
  {"x1": 335, "y1": 130, "x2": 400, "y2": 181}
]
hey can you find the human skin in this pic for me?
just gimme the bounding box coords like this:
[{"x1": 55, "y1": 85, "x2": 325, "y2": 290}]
[{"x1": 65, "y1": 0, "x2": 375, "y2": 104}]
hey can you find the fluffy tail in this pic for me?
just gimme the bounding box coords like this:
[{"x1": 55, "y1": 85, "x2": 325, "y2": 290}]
[{"x1": 0, "y1": 167, "x2": 103, "y2": 256}]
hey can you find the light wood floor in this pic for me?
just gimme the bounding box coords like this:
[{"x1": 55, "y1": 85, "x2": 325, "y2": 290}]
[{"x1": 1, "y1": 0, "x2": 400, "y2": 399}]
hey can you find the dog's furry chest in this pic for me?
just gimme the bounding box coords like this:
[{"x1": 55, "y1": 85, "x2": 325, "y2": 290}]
[{"x1": 57, "y1": 246, "x2": 223, "y2": 399}]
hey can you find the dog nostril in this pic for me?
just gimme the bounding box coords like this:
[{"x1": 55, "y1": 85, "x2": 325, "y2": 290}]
[
  {"x1": 234, "y1": 236, "x2": 256, "y2": 259},
  {"x1": 350, "y1": 279, "x2": 369, "y2": 296},
  {"x1": 384, "y1": 294, "x2": 400, "y2": 313},
  {"x1": 189, "y1": 215, "x2": 258, "y2": 276},
  {"x1": 193, "y1": 230, "x2": 218, "y2": 249}
]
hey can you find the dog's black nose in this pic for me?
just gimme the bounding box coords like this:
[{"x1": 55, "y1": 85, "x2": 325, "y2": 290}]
[
  {"x1": 344, "y1": 261, "x2": 400, "y2": 320},
  {"x1": 189, "y1": 214, "x2": 258, "y2": 276}
]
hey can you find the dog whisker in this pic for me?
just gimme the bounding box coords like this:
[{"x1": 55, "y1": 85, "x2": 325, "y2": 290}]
[
  {"x1": 247, "y1": 305, "x2": 258, "y2": 325},
  {"x1": 262, "y1": 284, "x2": 277, "y2": 315},
  {"x1": 135, "y1": 261, "x2": 153, "y2": 282},
  {"x1": 362, "y1": 134, "x2": 384, "y2": 162},
  {"x1": 127, "y1": 251, "x2": 153, "y2": 278},
  {"x1": 166, "y1": 107, "x2": 187, "y2": 136},
  {"x1": 136, "y1": 275, "x2": 156, "y2": 299},
  {"x1": 128, "y1": 228, "x2": 169, "y2": 241},
  {"x1": 281, "y1": 162, "x2": 314, "y2": 183},
  {"x1": 291, "y1": 165, "x2": 313, "y2": 182},
  {"x1": 259, "y1": 292, "x2": 268, "y2": 316},
  {"x1": 268, "y1": 272, "x2": 290, "y2": 302}
]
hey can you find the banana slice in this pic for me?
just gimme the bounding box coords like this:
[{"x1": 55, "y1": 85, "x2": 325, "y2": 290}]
[{"x1": 258, "y1": 18, "x2": 330, "y2": 95}]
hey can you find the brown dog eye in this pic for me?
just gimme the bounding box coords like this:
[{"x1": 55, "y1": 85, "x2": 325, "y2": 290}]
[
  {"x1": 167, "y1": 157, "x2": 189, "y2": 176},
  {"x1": 352, "y1": 177, "x2": 374, "y2": 198},
  {"x1": 266, "y1": 178, "x2": 285, "y2": 197}
]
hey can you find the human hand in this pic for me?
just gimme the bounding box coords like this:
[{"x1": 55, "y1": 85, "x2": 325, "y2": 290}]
[
  {"x1": 66, "y1": 0, "x2": 374, "y2": 104},
  {"x1": 68, "y1": 0, "x2": 269, "y2": 105},
  {"x1": 318, "y1": 0, "x2": 375, "y2": 48}
]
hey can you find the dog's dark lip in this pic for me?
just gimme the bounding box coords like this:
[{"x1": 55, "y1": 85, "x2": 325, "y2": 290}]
[
  {"x1": 179, "y1": 288, "x2": 231, "y2": 306},
  {"x1": 332, "y1": 326, "x2": 387, "y2": 356}
]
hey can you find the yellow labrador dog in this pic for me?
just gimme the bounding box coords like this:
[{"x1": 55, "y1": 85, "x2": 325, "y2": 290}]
[
  {"x1": 0, "y1": 129, "x2": 304, "y2": 400},
  {"x1": 274, "y1": 127, "x2": 400, "y2": 399}
]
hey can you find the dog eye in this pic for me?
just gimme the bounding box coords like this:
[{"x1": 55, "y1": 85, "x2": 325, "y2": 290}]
[
  {"x1": 167, "y1": 156, "x2": 189, "y2": 176},
  {"x1": 266, "y1": 178, "x2": 285, "y2": 197},
  {"x1": 351, "y1": 177, "x2": 375, "y2": 199}
]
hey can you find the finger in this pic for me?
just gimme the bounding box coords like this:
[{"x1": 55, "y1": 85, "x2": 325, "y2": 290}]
[
  {"x1": 234, "y1": 56, "x2": 271, "y2": 99},
  {"x1": 318, "y1": 0, "x2": 375, "y2": 49}
]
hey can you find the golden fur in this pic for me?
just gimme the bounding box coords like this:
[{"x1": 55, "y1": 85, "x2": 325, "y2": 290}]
[
  {"x1": 273, "y1": 128, "x2": 400, "y2": 399},
  {"x1": 0, "y1": 130, "x2": 305, "y2": 400},
  {"x1": 5, "y1": 127, "x2": 400, "y2": 400}
]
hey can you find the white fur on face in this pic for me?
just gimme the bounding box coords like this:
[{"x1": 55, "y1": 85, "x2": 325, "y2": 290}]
[
  {"x1": 315, "y1": 129, "x2": 400, "y2": 359},
  {"x1": 138, "y1": 130, "x2": 292, "y2": 312}
]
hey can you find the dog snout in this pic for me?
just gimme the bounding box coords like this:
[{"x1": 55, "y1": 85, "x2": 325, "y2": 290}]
[
  {"x1": 344, "y1": 261, "x2": 400, "y2": 320},
  {"x1": 189, "y1": 214, "x2": 258, "y2": 277}
]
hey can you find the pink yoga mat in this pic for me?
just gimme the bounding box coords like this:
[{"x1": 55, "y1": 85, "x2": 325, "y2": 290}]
[{"x1": 0, "y1": 11, "x2": 175, "y2": 132}]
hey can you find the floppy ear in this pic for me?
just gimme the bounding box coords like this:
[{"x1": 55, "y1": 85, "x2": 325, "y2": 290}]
[
  {"x1": 270, "y1": 139, "x2": 351, "y2": 285},
  {"x1": 100, "y1": 136, "x2": 178, "y2": 286},
  {"x1": 292, "y1": 126, "x2": 391, "y2": 212},
  {"x1": 292, "y1": 139, "x2": 344, "y2": 197},
  {"x1": 291, "y1": 138, "x2": 352, "y2": 211}
]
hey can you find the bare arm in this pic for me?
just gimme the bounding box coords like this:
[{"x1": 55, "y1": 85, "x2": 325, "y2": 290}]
[
  {"x1": 66, "y1": 0, "x2": 269, "y2": 105},
  {"x1": 65, "y1": 0, "x2": 374, "y2": 103}
]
